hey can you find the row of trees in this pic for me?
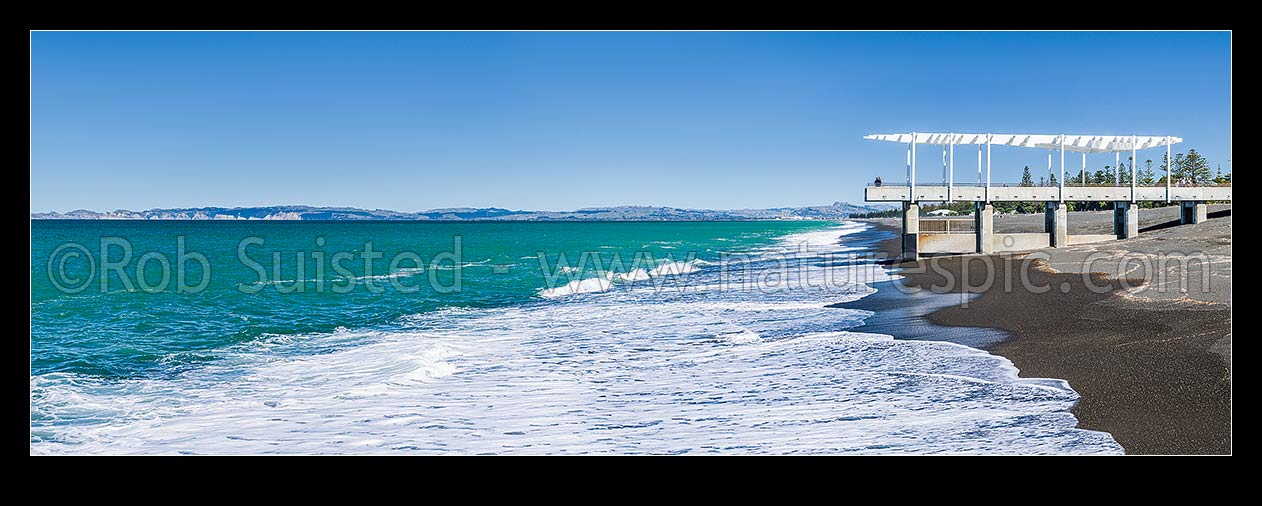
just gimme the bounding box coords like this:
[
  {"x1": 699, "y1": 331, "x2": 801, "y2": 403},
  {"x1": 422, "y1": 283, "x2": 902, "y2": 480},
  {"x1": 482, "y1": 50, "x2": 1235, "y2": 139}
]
[
  {"x1": 849, "y1": 208, "x2": 902, "y2": 219},
  {"x1": 1017, "y1": 149, "x2": 1229, "y2": 188},
  {"x1": 1003, "y1": 149, "x2": 1230, "y2": 212}
]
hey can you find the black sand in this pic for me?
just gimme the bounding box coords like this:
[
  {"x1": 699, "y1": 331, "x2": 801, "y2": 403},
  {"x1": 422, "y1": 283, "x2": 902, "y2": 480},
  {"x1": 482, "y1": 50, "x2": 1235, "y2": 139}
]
[{"x1": 843, "y1": 205, "x2": 1231, "y2": 454}]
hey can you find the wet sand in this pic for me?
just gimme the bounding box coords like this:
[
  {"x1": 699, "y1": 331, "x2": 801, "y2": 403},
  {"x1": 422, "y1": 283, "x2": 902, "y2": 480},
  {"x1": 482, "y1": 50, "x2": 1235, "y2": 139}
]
[{"x1": 844, "y1": 205, "x2": 1231, "y2": 454}]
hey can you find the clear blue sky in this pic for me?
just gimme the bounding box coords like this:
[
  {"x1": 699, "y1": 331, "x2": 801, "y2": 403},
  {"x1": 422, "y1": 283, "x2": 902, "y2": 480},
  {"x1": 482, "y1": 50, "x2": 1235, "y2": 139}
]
[{"x1": 30, "y1": 31, "x2": 1231, "y2": 212}]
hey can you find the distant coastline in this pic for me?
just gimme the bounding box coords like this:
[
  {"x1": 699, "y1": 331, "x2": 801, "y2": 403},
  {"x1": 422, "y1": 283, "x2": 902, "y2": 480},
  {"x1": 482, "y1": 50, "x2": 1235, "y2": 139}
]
[{"x1": 30, "y1": 202, "x2": 889, "y2": 221}]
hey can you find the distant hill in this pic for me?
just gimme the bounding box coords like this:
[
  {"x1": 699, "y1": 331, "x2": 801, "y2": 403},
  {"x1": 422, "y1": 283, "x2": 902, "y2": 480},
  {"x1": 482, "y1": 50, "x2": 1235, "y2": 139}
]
[{"x1": 31, "y1": 202, "x2": 891, "y2": 221}]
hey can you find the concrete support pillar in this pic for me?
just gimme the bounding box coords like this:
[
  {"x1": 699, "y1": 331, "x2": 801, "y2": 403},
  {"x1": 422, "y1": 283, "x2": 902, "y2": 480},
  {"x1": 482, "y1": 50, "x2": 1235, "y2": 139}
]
[
  {"x1": 975, "y1": 201, "x2": 993, "y2": 254},
  {"x1": 1181, "y1": 201, "x2": 1208, "y2": 224},
  {"x1": 1114, "y1": 201, "x2": 1139, "y2": 239},
  {"x1": 902, "y1": 201, "x2": 919, "y2": 261},
  {"x1": 1046, "y1": 201, "x2": 1067, "y2": 247}
]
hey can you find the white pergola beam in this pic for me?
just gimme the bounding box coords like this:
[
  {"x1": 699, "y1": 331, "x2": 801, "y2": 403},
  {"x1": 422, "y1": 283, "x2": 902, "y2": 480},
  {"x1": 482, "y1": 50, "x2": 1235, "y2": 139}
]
[
  {"x1": 976, "y1": 143, "x2": 982, "y2": 187},
  {"x1": 948, "y1": 137, "x2": 954, "y2": 202},
  {"x1": 1081, "y1": 152, "x2": 1087, "y2": 187},
  {"x1": 985, "y1": 134, "x2": 991, "y2": 202}
]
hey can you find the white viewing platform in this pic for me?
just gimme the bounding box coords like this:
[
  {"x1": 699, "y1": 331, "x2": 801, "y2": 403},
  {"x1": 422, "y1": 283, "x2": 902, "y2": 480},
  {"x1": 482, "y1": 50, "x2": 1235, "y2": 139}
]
[
  {"x1": 862, "y1": 132, "x2": 1231, "y2": 260},
  {"x1": 866, "y1": 184, "x2": 1232, "y2": 203}
]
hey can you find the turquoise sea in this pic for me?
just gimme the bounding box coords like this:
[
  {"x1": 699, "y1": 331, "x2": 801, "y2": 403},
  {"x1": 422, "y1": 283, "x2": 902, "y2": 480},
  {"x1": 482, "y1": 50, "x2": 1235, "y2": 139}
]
[{"x1": 30, "y1": 220, "x2": 1122, "y2": 454}]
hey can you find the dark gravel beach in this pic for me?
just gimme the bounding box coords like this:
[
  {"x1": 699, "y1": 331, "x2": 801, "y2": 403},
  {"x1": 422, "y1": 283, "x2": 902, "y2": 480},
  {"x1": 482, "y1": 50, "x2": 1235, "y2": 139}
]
[{"x1": 845, "y1": 204, "x2": 1231, "y2": 454}]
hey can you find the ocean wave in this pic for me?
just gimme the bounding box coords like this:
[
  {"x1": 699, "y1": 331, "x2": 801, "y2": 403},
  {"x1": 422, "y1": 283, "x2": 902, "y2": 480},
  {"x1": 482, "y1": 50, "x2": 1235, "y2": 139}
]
[
  {"x1": 647, "y1": 259, "x2": 710, "y2": 277},
  {"x1": 28, "y1": 317, "x2": 1118, "y2": 455},
  {"x1": 721, "y1": 329, "x2": 762, "y2": 344},
  {"x1": 768, "y1": 221, "x2": 867, "y2": 253},
  {"x1": 543, "y1": 258, "x2": 716, "y2": 297},
  {"x1": 538, "y1": 272, "x2": 615, "y2": 298},
  {"x1": 238, "y1": 266, "x2": 428, "y2": 287},
  {"x1": 30, "y1": 223, "x2": 1121, "y2": 455},
  {"x1": 429, "y1": 259, "x2": 498, "y2": 270},
  {"x1": 239, "y1": 278, "x2": 323, "y2": 287},
  {"x1": 616, "y1": 268, "x2": 651, "y2": 282},
  {"x1": 346, "y1": 270, "x2": 423, "y2": 282}
]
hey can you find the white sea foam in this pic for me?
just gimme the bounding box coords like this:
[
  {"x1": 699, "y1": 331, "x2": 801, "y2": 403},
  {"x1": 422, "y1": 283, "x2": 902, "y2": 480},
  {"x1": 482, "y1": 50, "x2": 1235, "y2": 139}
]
[
  {"x1": 544, "y1": 258, "x2": 711, "y2": 297},
  {"x1": 616, "y1": 268, "x2": 651, "y2": 282},
  {"x1": 538, "y1": 272, "x2": 615, "y2": 298},
  {"x1": 30, "y1": 223, "x2": 1122, "y2": 455},
  {"x1": 647, "y1": 259, "x2": 710, "y2": 277},
  {"x1": 430, "y1": 259, "x2": 499, "y2": 271},
  {"x1": 763, "y1": 222, "x2": 867, "y2": 256},
  {"x1": 241, "y1": 278, "x2": 323, "y2": 287},
  {"x1": 348, "y1": 270, "x2": 424, "y2": 282}
]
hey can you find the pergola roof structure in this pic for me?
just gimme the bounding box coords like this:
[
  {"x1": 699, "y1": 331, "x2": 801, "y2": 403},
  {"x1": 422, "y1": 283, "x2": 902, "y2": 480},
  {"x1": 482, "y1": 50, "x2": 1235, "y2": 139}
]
[
  {"x1": 863, "y1": 133, "x2": 1181, "y2": 153},
  {"x1": 864, "y1": 132, "x2": 1184, "y2": 203}
]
